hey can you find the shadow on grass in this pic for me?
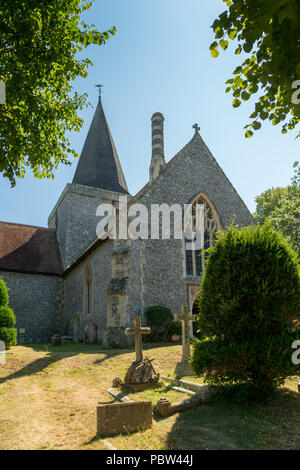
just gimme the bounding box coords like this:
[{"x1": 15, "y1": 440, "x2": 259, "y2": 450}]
[
  {"x1": 27, "y1": 343, "x2": 104, "y2": 354},
  {"x1": 0, "y1": 346, "x2": 126, "y2": 384},
  {"x1": 84, "y1": 435, "x2": 101, "y2": 446},
  {"x1": 0, "y1": 355, "x2": 63, "y2": 384},
  {"x1": 0, "y1": 342, "x2": 179, "y2": 386},
  {"x1": 97, "y1": 397, "x2": 117, "y2": 405},
  {"x1": 165, "y1": 387, "x2": 300, "y2": 450},
  {"x1": 92, "y1": 342, "x2": 179, "y2": 366}
]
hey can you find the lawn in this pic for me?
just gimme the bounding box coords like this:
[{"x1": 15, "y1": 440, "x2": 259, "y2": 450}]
[
  {"x1": 126, "y1": 383, "x2": 193, "y2": 405},
  {"x1": 0, "y1": 343, "x2": 299, "y2": 450}
]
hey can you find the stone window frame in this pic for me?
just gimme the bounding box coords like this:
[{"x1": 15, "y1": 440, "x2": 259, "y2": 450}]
[
  {"x1": 183, "y1": 193, "x2": 222, "y2": 278},
  {"x1": 83, "y1": 265, "x2": 93, "y2": 315}
]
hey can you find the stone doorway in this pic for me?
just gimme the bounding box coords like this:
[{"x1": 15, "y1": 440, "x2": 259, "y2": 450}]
[
  {"x1": 73, "y1": 314, "x2": 81, "y2": 343},
  {"x1": 192, "y1": 299, "x2": 201, "y2": 339}
]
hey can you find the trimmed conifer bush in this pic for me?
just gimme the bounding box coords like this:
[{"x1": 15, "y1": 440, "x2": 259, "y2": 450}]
[
  {"x1": 0, "y1": 306, "x2": 15, "y2": 327},
  {"x1": 192, "y1": 223, "x2": 300, "y2": 401},
  {"x1": 0, "y1": 279, "x2": 17, "y2": 348},
  {"x1": 0, "y1": 279, "x2": 9, "y2": 307}
]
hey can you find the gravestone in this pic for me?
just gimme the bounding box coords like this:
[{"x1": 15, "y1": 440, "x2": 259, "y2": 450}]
[
  {"x1": 124, "y1": 316, "x2": 159, "y2": 387},
  {"x1": 84, "y1": 322, "x2": 98, "y2": 344},
  {"x1": 125, "y1": 316, "x2": 151, "y2": 362},
  {"x1": 51, "y1": 334, "x2": 62, "y2": 346},
  {"x1": 0, "y1": 340, "x2": 5, "y2": 365},
  {"x1": 174, "y1": 305, "x2": 196, "y2": 376},
  {"x1": 97, "y1": 401, "x2": 152, "y2": 436}
]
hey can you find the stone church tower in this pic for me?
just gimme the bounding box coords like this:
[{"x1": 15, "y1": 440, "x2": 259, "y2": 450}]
[
  {"x1": 0, "y1": 96, "x2": 253, "y2": 346},
  {"x1": 48, "y1": 97, "x2": 129, "y2": 270}
]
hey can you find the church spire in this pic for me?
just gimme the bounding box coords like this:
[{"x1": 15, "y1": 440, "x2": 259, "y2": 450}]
[{"x1": 72, "y1": 95, "x2": 129, "y2": 194}]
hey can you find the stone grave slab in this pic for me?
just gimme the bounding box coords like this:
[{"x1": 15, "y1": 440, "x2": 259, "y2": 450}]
[
  {"x1": 162, "y1": 375, "x2": 215, "y2": 402},
  {"x1": 97, "y1": 401, "x2": 152, "y2": 436}
]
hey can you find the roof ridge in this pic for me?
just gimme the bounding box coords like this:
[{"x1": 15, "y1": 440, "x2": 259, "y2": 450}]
[{"x1": 0, "y1": 220, "x2": 54, "y2": 231}]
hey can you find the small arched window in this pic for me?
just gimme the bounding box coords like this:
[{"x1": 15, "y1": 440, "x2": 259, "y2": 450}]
[
  {"x1": 184, "y1": 194, "x2": 221, "y2": 277},
  {"x1": 84, "y1": 266, "x2": 93, "y2": 315}
]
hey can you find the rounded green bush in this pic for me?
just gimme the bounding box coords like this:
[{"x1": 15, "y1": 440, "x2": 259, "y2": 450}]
[
  {"x1": 0, "y1": 279, "x2": 9, "y2": 307},
  {"x1": 145, "y1": 306, "x2": 173, "y2": 328},
  {"x1": 0, "y1": 306, "x2": 16, "y2": 327},
  {"x1": 192, "y1": 223, "x2": 300, "y2": 401},
  {"x1": 166, "y1": 321, "x2": 182, "y2": 336},
  {"x1": 0, "y1": 327, "x2": 17, "y2": 349},
  {"x1": 145, "y1": 306, "x2": 173, "y2": 342},
  {"x1": 0, "y1": 279, "x2": 17, "y2": 349}
]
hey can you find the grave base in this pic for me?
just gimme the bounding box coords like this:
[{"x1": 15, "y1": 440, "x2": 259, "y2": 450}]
[
  {"x1": 174, "y1": 361, "x2": 195, "y2": 377},
  {"x1": 123, "y1": 382, "x2": 158, "y2": 393}
]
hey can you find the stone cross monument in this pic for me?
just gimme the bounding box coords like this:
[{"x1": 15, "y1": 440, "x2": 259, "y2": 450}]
[
  {"x1": 174, "y1": 305, "x2": 196, "y2": 376},
  {"x1": 125, "y1": 316, "x2": 151, "y2": 363}
]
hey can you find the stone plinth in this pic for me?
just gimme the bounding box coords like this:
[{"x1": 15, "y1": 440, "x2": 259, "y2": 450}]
[
  {"x1": 124, "y1": 382, "x2": 158, "y2": 392},
  {"x1": 155, "y1": 395, "x2": 202, "y2": 417},
  {"x1": 102, "y1": 327, "x2": 133, "y2": 349},
  {"x1": 97, "y1": 401, "x2": 152, "y2": 436},
  {"x1": 174, "y1": 361, "x2": 195, "y2": 377},
  {"x1": 156, "y1": 398, "x2": 172, "y2": 417}
]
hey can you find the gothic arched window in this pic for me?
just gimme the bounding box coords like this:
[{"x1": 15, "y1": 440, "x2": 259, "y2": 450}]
[
  {"x1": 184, "y1": 194, "x2": 221, "y2": 277},
  {"x1": 84, "y1": 266, "x2": 93, "y2": 315}
]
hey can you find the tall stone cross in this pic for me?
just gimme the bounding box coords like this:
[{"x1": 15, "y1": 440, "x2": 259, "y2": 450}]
[
  {"x1": 125, "y1": 316, "x2": 151, "y2": 363},
  {"x1": 175, "y1": 305, "x2": 196, "y2": 363}
]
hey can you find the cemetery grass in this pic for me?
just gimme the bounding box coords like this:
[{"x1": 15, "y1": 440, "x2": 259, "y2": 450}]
[
  {"x1": 126, "y1": 383, "x2": 192, "y2": 405},
  {"x1": 0, "y1": 344, "x2": 299, "y2": 450}
]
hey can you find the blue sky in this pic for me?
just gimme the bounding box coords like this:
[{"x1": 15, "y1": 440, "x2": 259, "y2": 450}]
[{"x1": 1, "y1": 0, "x2": 299, "y2": 227}]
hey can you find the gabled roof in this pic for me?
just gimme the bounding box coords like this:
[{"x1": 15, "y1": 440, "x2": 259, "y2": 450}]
[
  {"x1": 63, "y1": 130, "x2": 253, "y2": 276},
  {"x1": 126, "y1": 132, "x2": 201, "y2": 206},
  {"x1": 62, "y1": 133, "x2": 208, "y2": 275},
  {"x1": 0, "y1": 221, "x2": 62, "y2": 275},
  {"x1": 72, "y1": 97, "x2": 129, "y2": 194}
]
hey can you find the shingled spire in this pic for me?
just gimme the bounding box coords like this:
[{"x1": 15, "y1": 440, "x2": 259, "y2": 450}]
[{"x1": 72, "y1": 96, "x2": 129, "y2": 194}]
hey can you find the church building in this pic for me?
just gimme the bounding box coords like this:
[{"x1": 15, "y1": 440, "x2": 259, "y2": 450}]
[{"x1": 0, "y1": 97, "x2": 253, "y2": 347}]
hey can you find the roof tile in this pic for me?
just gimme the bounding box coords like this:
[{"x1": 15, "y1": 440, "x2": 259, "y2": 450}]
[{"x1": 0, "y1": 221, "x2": 62, "y2": 275}]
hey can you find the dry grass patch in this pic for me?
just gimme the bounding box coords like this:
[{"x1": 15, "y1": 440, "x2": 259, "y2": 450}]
[
  {"x1": 0, "y1": 343, "x2": 299, "y2": 450},
  {"x1": 0, "y1": 343, "x2": 181, "y2": 450}
]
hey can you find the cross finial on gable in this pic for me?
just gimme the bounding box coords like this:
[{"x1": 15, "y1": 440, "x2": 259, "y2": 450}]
[{"x1": 193, "y1": 123, "x2": 200, "y2": 133}]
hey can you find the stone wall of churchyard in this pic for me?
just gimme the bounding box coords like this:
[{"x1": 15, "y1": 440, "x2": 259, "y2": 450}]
[
  {"x1": 0, "y1": 271, "x2": 59, "y2": 344},
  {"x1": 133, "y1": 134, "x2": 254, "y2": 317},
  {"x1": 63, "y1": 239, "x2": 113, "y2": 341},
  {"x1": 48, "y1": 183, "x2": 124, "y2": 270}
]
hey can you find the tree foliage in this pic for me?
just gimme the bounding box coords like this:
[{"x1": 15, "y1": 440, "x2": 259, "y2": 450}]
[
  {"x1": 192, "y1": 224, "x2": 300, "y2": 401},
  {"x1": 0, "y1": 1, "x2": 116, "y2": 186},
  {"x1": 254, "y1": 161, "x2": 300, "y2": 252},
  {"x1": 0, "y1": 279, "x2": 17, "y2": 348},
  {"x1": 211, "y1": 0, "x2": 300, "y2": 138}
]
